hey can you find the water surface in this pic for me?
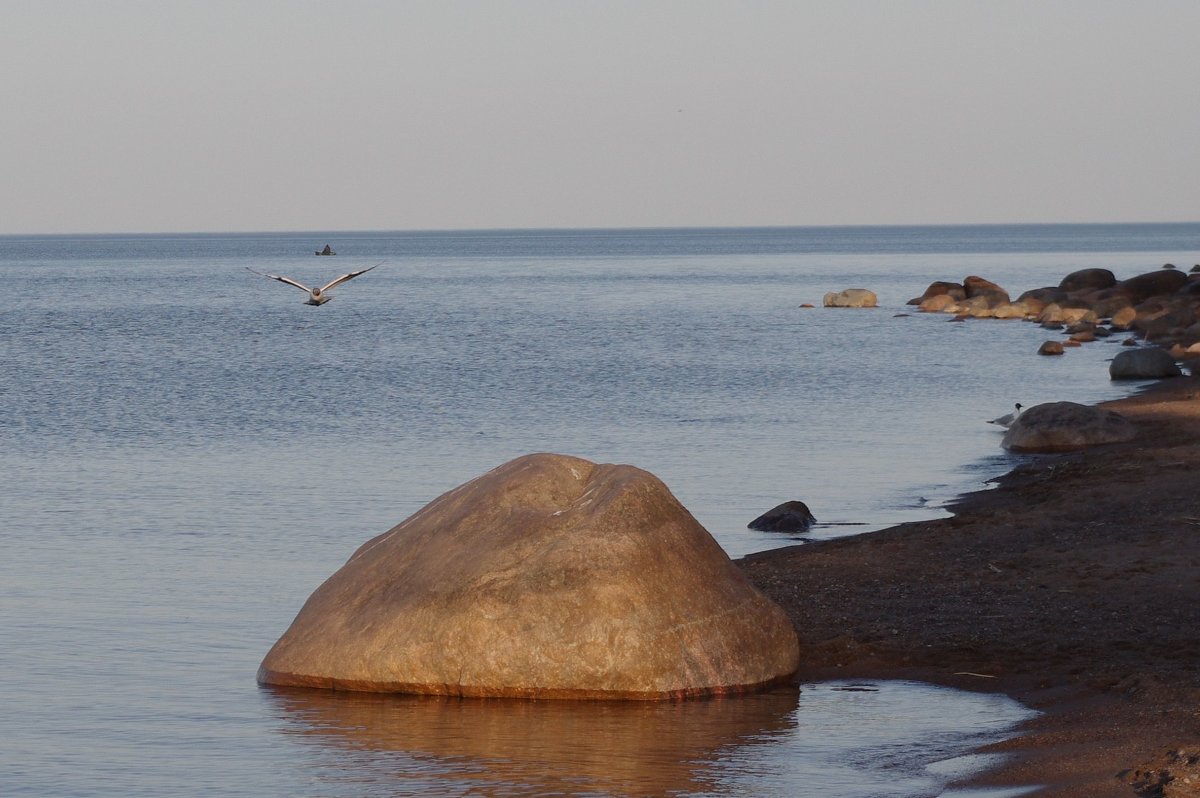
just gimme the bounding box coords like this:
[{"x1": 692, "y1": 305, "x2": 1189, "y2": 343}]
[{"x1": 3, "y1": 224, "x2": 1197, "y2": 796}]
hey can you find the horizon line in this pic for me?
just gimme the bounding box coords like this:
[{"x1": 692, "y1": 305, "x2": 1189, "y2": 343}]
[{"x1": 4, "y1": 219, "x2": 1200, "y2": 239}]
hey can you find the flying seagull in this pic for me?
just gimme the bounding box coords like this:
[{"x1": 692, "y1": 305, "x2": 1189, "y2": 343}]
[
  {"x1": 988, "y1": 403, "x2": 1024, "y2": 428},
  {"x1": 247, "y1": 262, "x2": 383, "y2": 305}
]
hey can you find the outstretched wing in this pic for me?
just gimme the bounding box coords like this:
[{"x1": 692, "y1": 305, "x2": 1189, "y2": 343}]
[
  {"x1": 318, "y1": 261, "x2": 384, "y2": 293},
  {"x1": 246, "y1": 267, "x2": 313, "y2": 293}
]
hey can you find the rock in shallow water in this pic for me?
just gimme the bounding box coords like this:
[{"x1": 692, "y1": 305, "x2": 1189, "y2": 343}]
[
  {"x1": 1109, "y1": 348, "x2": 1183, "y2": 380},
  {"x1": 823, "y1": 288, "x2": 877, "y2": 308},
  {"x1": 748, "y1": 501, "x2": 817, "y2": 532},
  {"x1": 258, "y1": 453, "x2": 800, "y2": 699}
]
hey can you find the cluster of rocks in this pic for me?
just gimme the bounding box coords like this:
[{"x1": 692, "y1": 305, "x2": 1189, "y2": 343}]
[
  {"x1": 907, "y1": 265, "x2": 1200, "y2": 370},
  {"x1": 1124, "y1": 748, "x2": 1200, "y2": 798}
]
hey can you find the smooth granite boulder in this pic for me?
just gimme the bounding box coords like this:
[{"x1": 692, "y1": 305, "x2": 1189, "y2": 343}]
[
  {"x1": 748, "y1": 501, "x2": 816, "y2": 533},
  {"x1": 259, "y1": 453, "x2": 800, "y2": 700},
  {"x1": 1002, "y1": 402, "x2": 1136, "y2": 453},
  {"x1": 823, "y1": 288, "x2": 878, "y2": 308},
  {"x1": 1109, "y1": 348, "x2": 1183, "y2": 380}
]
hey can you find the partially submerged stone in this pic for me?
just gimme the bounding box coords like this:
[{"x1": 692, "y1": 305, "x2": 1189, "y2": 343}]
[
  {"x1": 1109, "y1": 348, "x2": 1183, "y2": 380},
  {"x1": 259, "y1": 453, "x2": 800, "y2": 700},
  {"x1": 748, "y1": 501, "x2": 816, "y2": 533},
  {"x1": 1038, "y1": 341, "x2": 1065, "y2": 356},
  {"x1": 823, "y1": 288, "x2": 877, "y2": 308},
  {"x1": 1002, "y1": 402, "x2": 1136, "y2": 453}
]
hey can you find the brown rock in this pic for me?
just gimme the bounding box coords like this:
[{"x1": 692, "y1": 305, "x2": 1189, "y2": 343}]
[
  {"x1": 259, "y1": 453, "x2": 800, "y2": 699},
  {"x1": 1074, "y1": 286, "x2": 1133, "y2": 318},
  {"x1": 1016, "y1": 286, "x2": 1068, "y2": 313},
  {"x1": 918, "y1": 294, "x2": 956, "y2": 313},
  {"x1": 1111, "y1": 306, "x2": 1138, "y2": 329},
  {"x1": 991, "y1": 302, "x2": 1027, "y2": 319},
  {"x1": 823, "y1": 288, "x2": 878, "y2": 308},
  {"x1": 1120, "y1": 269, "x2": 1189, "y2": 304},
  {"x1": 963, "y1": 275, "x2": 1010, "y2": 306},
  {"x1": 1002, "y1": 401, "x2": 1136, "y2": 452},
  {"x1": 1038, "y1": 341, "x2": 1065, "y2": 356},
  {"x1": 1059, "y1": 267, "x2": 1117, "y2": 292},
  {"x1": 907, "y1": 280, "x2": 965, "y2": 306}
]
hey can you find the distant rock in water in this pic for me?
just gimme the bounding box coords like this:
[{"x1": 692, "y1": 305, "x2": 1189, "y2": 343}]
[
  {"x1": 1038, "y1": 341, "x2": 1065, "y2": 356},
  {"x1": 315, "y1": 244, "x2": 336, "y2": 256},
  {"x1": 1118, "y1": 269, "x2": 1188, "y2": 304},
  {"x1": 1001, "y1": 402, "x2": 1136, "y2": 453},
  {"x1": 258, "y1": 453, "x2": 800, "y2": 700},
  {"x1": 748, "y1": 501, "x2": 817, "y2": 533},
  {"x1": 823, "y1": 288, "x2": 877, "y2": 308},
  {"x1": 963, "y1": 275, "x2": 1010, "y2": 306},
  {"x1": 907, "y1": 280, "x2": 965, "y2": 306}
]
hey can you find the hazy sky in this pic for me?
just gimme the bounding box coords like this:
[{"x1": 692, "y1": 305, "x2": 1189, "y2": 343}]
[{"x1": 2, "y1": 0, "x2": 1198, "y2": 234}]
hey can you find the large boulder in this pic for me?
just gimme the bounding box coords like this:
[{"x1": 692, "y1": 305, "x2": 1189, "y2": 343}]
[
  {"x1": 1109, "y1": 348, "x2": 1183, "y2": 380},
  {"x1": 259, "y1": 453, "x2": 800, "y2": 699},
  {"x1": 918, "y1": 294, "x2": 957, "y2": 313},
  {"x1": 823, "y1": 288, "x2": 878, "y2": 308},
  {"x1": 907, "y1": 280, "x2": 965, "y2": 306},
  {"x1": 1059, "y1": 268, "x2": 1116, "y2": 293},
  {"x1": 1119, "y1": 270, "x2": 1189, "y2": 304},
  {"x1": 963, "y1": 275, "x2": 1011, "y2": 305},
  {"x1": 748, "y1": 501, "x2": 816, "y2": 533},
  {"x1": 1002, "y1": 402, "x2": 1136, "y2": 453}
]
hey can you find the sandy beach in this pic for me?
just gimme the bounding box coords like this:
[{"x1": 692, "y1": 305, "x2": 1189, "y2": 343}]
[{"x1": 741, "y1": 373, "x2": 1200, "y2": 796}]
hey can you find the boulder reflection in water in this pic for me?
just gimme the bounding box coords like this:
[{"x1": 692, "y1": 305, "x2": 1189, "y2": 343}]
[{"x1": 263, "y1": 685, "x2": 800, "y2": 796}]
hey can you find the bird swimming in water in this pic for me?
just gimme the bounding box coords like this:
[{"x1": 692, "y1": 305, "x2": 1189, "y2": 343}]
[
  {"x1": 247, "y1": 262, "x2": 383, "y2": 305},
  {"x1": 988, "y1": 402, "x2": 1024, "y2": 428}
]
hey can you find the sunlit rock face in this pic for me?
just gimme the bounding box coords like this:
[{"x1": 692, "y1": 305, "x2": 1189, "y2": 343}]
[
  {"x1": 823, "y1": 288, "x2": 877, "y2": 308},
  {"x1": 258, "y1": 453, "x2": 800, "y2": 700},
  {"x1": 1001, "y1": 401, "x2": 1136, "y2": 453}
]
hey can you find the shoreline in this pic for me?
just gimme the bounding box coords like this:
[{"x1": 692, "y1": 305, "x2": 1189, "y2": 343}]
[{"x1": 739, "y1": 374, "x2": 1200, "y2": 797}]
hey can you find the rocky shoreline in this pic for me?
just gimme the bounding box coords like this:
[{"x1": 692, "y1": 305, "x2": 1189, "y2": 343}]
[{"x1": 740, "y1": 263, "x2": 1200, "y2": 797}]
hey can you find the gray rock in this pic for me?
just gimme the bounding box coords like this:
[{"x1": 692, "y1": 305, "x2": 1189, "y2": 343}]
[
  {"x1": 1002, "y1": 402, "x2": 1136, "y2": 453},
  {"x1": 1059, "y1": 268, "x2": 1117, "y2": 293},
  {"x1": 1109, "y1": 348, "x2": 1183, "y2": 380},
  {"x1": 748, "y1": 501, "x2": 816, "y2": 533}
]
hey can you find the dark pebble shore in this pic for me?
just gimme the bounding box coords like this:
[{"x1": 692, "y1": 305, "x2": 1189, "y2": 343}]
[{"x1": 741, "y1": 266, "x2": 1200, "y2": 797}]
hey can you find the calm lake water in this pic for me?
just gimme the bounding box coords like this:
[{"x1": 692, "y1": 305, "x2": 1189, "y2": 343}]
[{"x1": 3, "y1": 224, "x2": 1197, "y2": 796}]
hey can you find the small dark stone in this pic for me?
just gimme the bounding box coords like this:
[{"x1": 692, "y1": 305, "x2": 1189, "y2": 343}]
[{"x1": 748, "y1": 501, "x2": 817, "y2": 533}]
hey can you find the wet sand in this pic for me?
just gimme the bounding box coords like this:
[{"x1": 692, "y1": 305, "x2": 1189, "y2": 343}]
[{"x1": 739, "y1": 374, "x2": 1200, "y2": 797}]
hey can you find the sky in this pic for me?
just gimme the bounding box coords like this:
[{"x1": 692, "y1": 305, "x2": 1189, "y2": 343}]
[{"x1": 2, "y1": 0, "x2": 1198, "y2": 234}]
